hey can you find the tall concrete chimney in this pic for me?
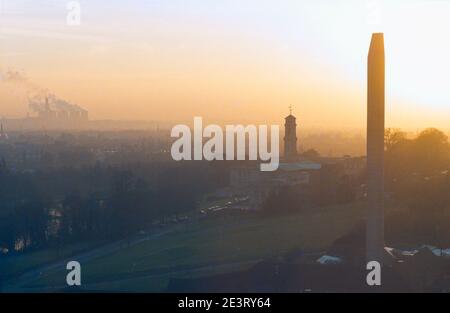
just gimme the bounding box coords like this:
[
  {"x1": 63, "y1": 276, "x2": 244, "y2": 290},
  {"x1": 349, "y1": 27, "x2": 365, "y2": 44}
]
[{"x1": 367, "y1": 33, "x2": 385, "y2": 264}]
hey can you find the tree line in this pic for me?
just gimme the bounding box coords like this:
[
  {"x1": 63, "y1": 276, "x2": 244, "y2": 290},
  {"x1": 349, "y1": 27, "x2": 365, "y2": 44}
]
[
  {"x1": 384, "y1": 128, "x2": 449, "y2": 246},
  {"x1": 0, "y1": 162, "x2": 220, "y2": 254}
]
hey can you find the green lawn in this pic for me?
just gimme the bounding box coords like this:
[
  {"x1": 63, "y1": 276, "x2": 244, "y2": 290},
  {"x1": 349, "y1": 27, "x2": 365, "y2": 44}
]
[
  {"x1": 0, "y1": 241, "x2": 102, "y2": 279},
  {"x1": 21, "y1": 202, "x2": 364, "y2": 292}
]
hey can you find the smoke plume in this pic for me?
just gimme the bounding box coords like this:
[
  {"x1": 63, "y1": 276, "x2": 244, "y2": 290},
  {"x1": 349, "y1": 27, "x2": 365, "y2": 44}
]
[{"x1": 0, "y1": 68, "x2": 87, "y2": 117}]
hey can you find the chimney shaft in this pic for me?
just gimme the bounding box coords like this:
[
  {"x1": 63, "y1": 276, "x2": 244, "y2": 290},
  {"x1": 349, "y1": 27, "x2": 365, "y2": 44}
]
[{"x1": 367, "y1": 33, "x2": 385, "y2": 264}]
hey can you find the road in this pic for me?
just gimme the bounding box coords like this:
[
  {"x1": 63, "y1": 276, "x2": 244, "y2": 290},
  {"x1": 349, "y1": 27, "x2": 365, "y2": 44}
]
[
  {"x1": 3, "y1": 198, "x2": 249, "y2": 292},
  {"x1": 3, "y1": 226, "x2": 177, "y2": 292}
]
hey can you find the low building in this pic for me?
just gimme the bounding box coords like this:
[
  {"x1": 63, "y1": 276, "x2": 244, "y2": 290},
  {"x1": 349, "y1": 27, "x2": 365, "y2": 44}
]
[{"x1": 229, "y1": 160, "x2": 322, "y2": 210}]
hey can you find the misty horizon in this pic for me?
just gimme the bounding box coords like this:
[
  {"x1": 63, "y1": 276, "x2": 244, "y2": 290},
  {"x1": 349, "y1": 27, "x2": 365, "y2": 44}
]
[
  {"x1": 0, "y1": 0, "x2": 449, "y2": 297},
  {"x1": 1, "y1": 1, "x2": 450, "y2": 130}
]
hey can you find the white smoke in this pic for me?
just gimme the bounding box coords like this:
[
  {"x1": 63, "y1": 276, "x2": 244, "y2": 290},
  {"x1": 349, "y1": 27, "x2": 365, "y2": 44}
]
[
  {"x1": 28, "y1": 93, "x2": 87, "y2": 114},
  {"x1": 0, "y1": 67, "x2": 87, "y2": 116}
]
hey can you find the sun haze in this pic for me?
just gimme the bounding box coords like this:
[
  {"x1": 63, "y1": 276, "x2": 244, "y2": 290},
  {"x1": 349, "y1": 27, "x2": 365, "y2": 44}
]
[{"x1": 0, "y1": 0, "x2": 449, "y2": 130}]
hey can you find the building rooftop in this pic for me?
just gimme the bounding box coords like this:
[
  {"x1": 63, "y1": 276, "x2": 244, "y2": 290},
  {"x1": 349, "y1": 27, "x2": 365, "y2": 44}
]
[
  {"x1": 285, "y1": 114, "x2": 296, "y2": 120},
  {"x1": 278, "y1": 161, "x2": 322, "y2": 171}
]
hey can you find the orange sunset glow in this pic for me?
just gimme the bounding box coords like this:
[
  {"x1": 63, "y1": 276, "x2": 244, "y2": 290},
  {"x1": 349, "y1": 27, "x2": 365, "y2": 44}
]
[
  {"x1": 0, "y1": 1, "x2": 448, "y2": 130},
  {"x1": 0, "y1": 1, "x2": 449, "y2": 296}
]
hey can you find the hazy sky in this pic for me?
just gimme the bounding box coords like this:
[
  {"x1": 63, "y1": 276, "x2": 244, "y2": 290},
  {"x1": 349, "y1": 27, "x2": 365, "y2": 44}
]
[{"x1": 0, "y1": 0, "x2": 449, "y2": 129}]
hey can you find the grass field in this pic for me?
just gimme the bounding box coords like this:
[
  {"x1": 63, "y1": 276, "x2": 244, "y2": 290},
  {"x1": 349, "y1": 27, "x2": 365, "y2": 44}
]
[
  {"x1": 14, "y1": 202, "x2": 365, "y2": 292},
  {"x1": 0, "y1": 241, "x2": 103, "y2": 279}
]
